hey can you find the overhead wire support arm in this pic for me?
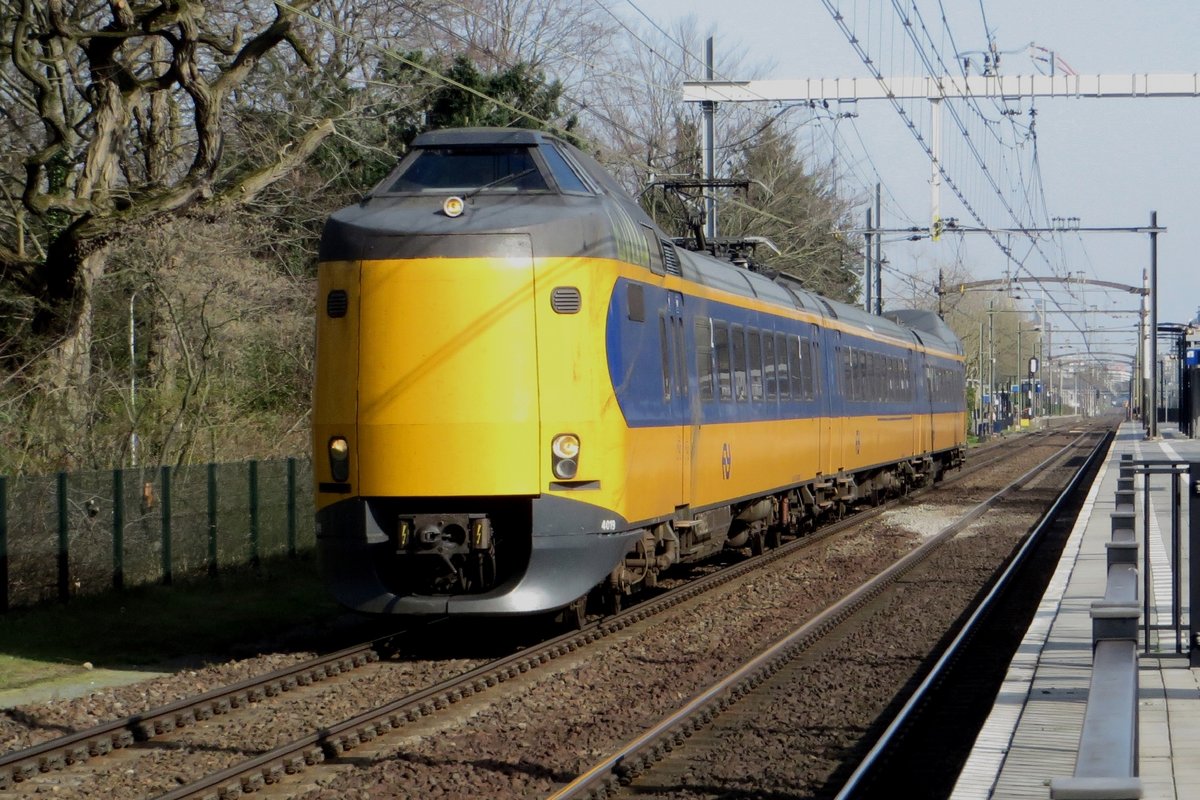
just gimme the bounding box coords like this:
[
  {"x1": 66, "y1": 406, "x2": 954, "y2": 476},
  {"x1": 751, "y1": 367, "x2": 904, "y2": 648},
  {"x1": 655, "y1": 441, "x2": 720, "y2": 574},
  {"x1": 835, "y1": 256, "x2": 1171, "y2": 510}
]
[
  {"x1": 652, "y1": 179, "x2": 752, "y2": 192},
  {"x1": 682, "y1": 74, "x2": 1200, "y2": 104},
  {"x1": 844, "y1": 222, "x2": 1167, "y2": 237}
]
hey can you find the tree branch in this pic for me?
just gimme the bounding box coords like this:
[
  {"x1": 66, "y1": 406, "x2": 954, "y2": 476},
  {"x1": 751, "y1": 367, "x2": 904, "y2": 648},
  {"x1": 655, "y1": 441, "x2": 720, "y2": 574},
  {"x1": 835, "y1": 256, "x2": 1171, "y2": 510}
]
[{"x1": 211, "y1": 117, "x2": 336, "y2": 209}]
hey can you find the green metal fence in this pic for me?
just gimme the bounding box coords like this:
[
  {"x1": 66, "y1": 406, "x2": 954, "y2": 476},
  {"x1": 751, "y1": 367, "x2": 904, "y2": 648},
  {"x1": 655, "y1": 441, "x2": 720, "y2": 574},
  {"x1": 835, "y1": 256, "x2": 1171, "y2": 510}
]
[{"x1": 0, "y1": 458, "x2": 314, "y2": 611}]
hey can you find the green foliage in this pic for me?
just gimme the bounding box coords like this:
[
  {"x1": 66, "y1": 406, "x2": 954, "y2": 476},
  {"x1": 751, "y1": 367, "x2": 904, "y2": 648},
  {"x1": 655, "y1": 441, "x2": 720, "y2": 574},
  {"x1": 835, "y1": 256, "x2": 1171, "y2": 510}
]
[
  {"x1": 721, "y1": 130, "x2": 861, "y2": 302},
  {"x1": 429, "y1": 56, "x2": 575, "y2": 140}
]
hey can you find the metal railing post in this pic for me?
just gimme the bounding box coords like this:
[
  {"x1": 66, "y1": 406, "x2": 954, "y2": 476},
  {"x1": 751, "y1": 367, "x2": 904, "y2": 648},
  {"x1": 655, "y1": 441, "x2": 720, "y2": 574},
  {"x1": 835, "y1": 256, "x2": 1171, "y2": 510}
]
[
  {"x1": 1142, "y1": 468, "x2": 1151, "y2": 653},
  {"x1": 160, "y1": 465, "x2": 172, "y2": 586},
  {"x1": 1191, "y1": 463, "x2": 1200, "y2": 668},
  {"x1": 0, "y1": 476, "x2": 7, "y2": 612},
  {"x1": 286, "y1": 457, "x2": 297, "y2": 558},
  {"x1": 57, "y1": 471, "x2": 69, "y2": 602},
  {"x1": 207, "y1": 462, "x2": 218, "y2": 577},
  {"x1": 112, "y1": 469, "x2": 124, "y2": 590},
  {"x1": 248, "y1": 460, "x2": 260, "y2": 569},
  {"x1": 1172, "y1": 470, "x2": 1182, "y2": 653}
]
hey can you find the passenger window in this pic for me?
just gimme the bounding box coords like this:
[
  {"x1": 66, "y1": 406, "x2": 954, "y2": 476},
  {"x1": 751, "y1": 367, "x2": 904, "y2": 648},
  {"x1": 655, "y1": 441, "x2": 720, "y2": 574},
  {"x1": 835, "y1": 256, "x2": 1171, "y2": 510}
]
[
  {"x1": 731, "y1": 326, "x2": 748, "y2": 401},
  {"x1": 843, "y1": 347, "x2": 854, "y2": 401},
  {"x1": 674, "y1": 317, "x2": 688, "y2": 398},
  {"x1": 763, "y1": 334, "x2": 776, "y2": 400},
  {"x1": 801, "y1": 339, "x2": 815, "y2": 401},
  {"x1": 748, "y1": 330, "x2": 763, "y2": 401},
  {"x1": 775, "y1": 333, "x2": 790, "y2": 400},
  {"x1": 659, "y1": 314, "x2": 672, "y2": 401},
  {"x1": 696, "y1": 318, "x2": 715, "y2": 401},
  {"x1": 791, "y1": 337, "x2": 804, "y2": 400},
  {"x1": 714, "y1": 324, "x2": 733, "y2": 401}
]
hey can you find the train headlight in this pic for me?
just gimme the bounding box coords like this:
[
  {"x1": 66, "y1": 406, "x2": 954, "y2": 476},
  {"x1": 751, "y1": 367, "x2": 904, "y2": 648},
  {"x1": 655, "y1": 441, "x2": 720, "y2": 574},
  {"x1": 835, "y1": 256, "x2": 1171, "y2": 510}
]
[
  {"x1": 328, "y1": 436, "x2": 350, "y2": 482},
  {"x1": 552, "y1": 434, "x2": 580, "y2": 460},
  {"x1": 442, "y1": 196, "x2": 465, "y2": 218},
  {"x1": 552, "y1": 434, "x2": 580, "y2": 479}
]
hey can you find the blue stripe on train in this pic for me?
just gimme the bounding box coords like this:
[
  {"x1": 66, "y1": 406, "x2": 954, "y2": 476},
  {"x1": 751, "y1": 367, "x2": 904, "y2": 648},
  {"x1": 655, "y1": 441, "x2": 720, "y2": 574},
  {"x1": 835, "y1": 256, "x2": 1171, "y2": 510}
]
[{"x1": 605, "y1": 277, "x2": 964, "y2": 429}]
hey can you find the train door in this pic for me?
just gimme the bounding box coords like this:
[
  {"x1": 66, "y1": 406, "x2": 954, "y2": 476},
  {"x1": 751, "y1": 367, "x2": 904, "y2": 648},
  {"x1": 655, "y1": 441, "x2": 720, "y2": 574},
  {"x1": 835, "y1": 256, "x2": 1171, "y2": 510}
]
[
  {"x1": 663, "y1": 290, "x2": 690, "y2": 508},
  {"x1": 927, "y1": 361, "x2": 937, "y2": 454},
  {"x1": 820, "y1": 328, "x2": 839, "y2": 474},
  {"x1": 917, "y1": 351, "x2": 934, "y2": 456}
]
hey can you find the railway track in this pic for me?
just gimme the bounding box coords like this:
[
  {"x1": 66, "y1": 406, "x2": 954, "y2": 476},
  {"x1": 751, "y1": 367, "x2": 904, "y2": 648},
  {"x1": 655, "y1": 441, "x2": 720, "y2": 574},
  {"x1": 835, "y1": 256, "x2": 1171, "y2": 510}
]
[
  {"x1": 0, "y1": 422, "x2": 1105, "y2": 799},
  {"x1": 549, "y1": 423, "x2": 1112, "y2": 800}
]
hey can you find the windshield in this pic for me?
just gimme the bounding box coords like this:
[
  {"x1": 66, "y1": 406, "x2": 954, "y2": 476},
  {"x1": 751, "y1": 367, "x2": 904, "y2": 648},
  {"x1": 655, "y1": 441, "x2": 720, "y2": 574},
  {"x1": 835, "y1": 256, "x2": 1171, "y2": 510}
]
[{"x1": 386, "y1": 146, "x2": 549, "y2": 193}]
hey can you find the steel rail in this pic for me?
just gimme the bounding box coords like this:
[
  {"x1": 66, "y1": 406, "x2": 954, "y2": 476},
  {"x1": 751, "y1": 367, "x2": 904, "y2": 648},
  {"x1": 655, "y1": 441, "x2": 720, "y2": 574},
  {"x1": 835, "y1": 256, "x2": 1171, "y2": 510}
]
[
  {"x1": 0, "y1": 643, "x2": 378, "y2": 789},
  {"x1": 832, "y1": 427, "x2": 1113, "y2": 799},
  {"x1": 1, "y1": 426, "x2": 1070, "y2": 797},
  {"x1": 546, "y1": 426, "x2": 1109, "y2": 800},
  {"x1": 152, "y1": 433, "x2": 1051, "y2": 799}
]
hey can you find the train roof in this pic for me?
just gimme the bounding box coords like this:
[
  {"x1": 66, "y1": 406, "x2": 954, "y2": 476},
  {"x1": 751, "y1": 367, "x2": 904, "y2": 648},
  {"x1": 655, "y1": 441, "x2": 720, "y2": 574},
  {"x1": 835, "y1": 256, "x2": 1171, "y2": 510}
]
[
  {"x1": 411, "y1": 128, "x2": 550, "y2": 147},
  {"x1": 333, "y1": 127, "x2": 964, "y2": 358}
]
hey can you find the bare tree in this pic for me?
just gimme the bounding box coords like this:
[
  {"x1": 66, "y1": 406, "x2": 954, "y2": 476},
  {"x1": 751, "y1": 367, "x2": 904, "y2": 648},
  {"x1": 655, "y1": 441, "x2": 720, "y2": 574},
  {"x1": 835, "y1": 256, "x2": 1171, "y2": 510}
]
[
  {"x1": 0, "y1": 0, "x2": 335, "y2": 399},
  {"x1": 403, "y1": 0, "x2": 617, "y2": 78}
]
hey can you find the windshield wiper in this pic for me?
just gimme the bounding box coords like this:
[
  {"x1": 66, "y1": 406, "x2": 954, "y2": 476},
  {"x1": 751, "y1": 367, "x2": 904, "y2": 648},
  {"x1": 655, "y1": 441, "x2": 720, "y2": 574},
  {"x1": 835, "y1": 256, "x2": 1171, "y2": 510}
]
[{"x1": 463, "y1": 168, "x2": 538, "y2": 198}]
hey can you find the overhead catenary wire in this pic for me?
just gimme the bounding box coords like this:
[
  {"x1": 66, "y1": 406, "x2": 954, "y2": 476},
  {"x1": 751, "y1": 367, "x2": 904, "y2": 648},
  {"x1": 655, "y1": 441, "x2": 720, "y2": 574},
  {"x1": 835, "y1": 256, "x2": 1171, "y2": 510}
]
[{"x1": 819, "y1": 0, "x2": 1097, "y2": 343}]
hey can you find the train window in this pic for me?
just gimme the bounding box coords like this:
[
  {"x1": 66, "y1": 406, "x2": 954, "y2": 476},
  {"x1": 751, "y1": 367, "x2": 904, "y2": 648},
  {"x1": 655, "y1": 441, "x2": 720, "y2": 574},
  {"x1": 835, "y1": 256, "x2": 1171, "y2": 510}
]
[
  {"x1": 627, "y1": 284, "x2": 645, "y2": 322},
  {"x1": 807, "y1": 329, "x2": 821, "y2": 400},
  {"x1": 714, "y1": 324, "x2": 733, "y2": 401},
  {"x1": 696, "y1": 318, "x2": 715, "y2": 401},
  {"x1": 775, "y1": 333, "x2": 790, "y2": 400},
  {"x1": 540, "y1": 144, "x2": 591, "y2": 193},
  {"x1": 674, "y1": 317, "x2": 688, "y2": 398},
  {"x1": 843, "y1": 348, "x2": 855, "y2": 401},
  {"x1": 748, "y1": 330, "x2": 764, "y2": 401},
  {"x1": 804, "y1": 339, "x2": 815, "y2": 399},
  {"x1": 731, "y1": 326, "x2": 748, "y2": 401},
  {"x1": 763, "y1": 334, "x2": 776, "y2": 400},
  {"x1": 790, "y1": 337, "x2": 803, "y2": 400},
  {"x1": 386, "y1": 146, "x2": 549, "y2": 193},
  {"x1": 866, "y1": 352, "x2": 875, "y2": 402},
  {"x1": 659, "y1": 314, "x2": 672, "y2": 401},
  {"x1": 860, "y1": 351, "x2": 868, "y2": 402}
]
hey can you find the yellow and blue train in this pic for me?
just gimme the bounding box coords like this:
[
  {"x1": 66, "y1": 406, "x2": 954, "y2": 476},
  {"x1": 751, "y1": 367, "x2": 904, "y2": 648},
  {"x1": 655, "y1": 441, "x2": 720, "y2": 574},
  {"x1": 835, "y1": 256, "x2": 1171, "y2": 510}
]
[{"x1": 313, "y1": 128, "x2": 966, "y2": 617}]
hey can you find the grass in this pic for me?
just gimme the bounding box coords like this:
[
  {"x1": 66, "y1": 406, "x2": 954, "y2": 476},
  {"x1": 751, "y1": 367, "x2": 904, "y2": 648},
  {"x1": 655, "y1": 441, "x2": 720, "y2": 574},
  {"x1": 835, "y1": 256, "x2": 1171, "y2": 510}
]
[{"x1": 0, "y1": 554, "x2": 343, "y2": 693}]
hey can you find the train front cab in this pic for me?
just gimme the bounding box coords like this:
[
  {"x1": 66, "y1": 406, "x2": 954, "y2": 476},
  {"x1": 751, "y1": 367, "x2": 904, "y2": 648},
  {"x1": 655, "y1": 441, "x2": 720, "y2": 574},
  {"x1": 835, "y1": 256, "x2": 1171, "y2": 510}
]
[{"x1": 315, "y1": 241, "x2": 657, "y2": 616}]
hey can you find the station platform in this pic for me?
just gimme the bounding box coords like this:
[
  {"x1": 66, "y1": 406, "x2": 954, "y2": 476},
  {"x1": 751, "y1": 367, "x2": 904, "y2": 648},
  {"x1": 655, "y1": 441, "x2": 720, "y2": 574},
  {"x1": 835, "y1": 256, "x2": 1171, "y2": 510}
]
[{"x1": 951, "y1": 421, "x2": 1200, "y2": 799}]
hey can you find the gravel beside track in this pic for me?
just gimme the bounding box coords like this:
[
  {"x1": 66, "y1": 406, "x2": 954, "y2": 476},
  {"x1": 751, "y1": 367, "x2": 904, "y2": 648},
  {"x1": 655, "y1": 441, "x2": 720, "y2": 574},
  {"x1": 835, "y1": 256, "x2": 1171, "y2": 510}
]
[{"x1": 0, "y1": 428, "x2": 1098, "y2": 799}]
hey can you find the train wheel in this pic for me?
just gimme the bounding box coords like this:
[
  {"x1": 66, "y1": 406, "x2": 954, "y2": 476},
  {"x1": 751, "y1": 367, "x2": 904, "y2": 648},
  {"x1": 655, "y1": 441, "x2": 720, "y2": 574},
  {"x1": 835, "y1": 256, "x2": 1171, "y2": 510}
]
[
  {"x1": 750, "y1": 532, "x2": 765, "y2": 556},
  {"x1": 767, "y1": 527, "x2": 782, "y2": 549},
  {"x1": 606, "y1": 590, "x2": 623, "y2": 615},
  {"x1": 557, "y1": 595, "x2": 588, "y2": 631}
]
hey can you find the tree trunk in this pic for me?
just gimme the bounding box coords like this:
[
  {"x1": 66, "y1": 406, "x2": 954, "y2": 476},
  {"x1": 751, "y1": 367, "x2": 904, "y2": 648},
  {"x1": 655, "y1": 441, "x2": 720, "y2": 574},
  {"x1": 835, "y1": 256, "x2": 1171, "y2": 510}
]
[{"x1": 34, "y1": 241, "x2": 111, "y2": 418}]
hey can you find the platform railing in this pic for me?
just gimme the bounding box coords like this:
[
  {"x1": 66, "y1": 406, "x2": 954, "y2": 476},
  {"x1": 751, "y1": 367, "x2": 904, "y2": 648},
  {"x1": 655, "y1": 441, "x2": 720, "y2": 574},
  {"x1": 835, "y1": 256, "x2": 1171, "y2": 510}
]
[
  {"x1": 1050, "y1": 453, "x2": 1144, "y2": 800},
  {"x1": 1131, "y1": 458, "x2": 1191, "y2": 655}
]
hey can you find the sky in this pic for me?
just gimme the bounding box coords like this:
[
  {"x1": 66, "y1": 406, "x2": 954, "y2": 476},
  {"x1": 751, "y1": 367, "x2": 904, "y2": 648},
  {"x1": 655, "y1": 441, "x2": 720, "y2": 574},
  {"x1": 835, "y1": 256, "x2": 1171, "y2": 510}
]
[{"x1": 627, "y1": 0, "x2": 1200, "y2": 374}]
